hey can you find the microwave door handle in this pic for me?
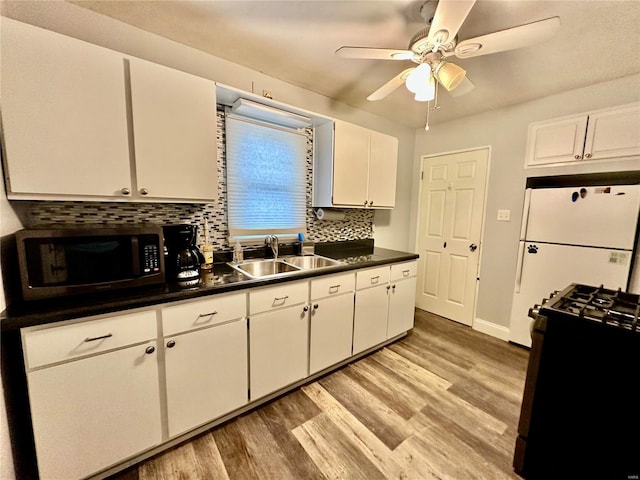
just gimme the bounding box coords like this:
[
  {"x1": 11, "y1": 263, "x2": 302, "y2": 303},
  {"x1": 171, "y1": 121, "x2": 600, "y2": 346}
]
[
  {"x1": 131, "y1": 236, "x2": 140, "y2": 276},
  {"x1": 514, "y1": 242, "x2": 526, "y2": 294}
]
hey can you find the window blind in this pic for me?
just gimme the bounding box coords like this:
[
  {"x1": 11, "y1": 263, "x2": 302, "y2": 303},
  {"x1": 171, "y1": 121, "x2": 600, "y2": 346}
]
[{"x1": 225, "y1": 114, "x2": 307, "y2": 241}]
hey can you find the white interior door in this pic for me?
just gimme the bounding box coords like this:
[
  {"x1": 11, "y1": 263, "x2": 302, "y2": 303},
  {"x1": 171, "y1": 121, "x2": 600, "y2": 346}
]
[{"x1": 415, "y1": 148, "x2": 489, "y2": 326}]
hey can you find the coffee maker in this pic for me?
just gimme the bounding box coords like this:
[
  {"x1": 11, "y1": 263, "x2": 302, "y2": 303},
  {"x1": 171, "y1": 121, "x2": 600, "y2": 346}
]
[{"x1": 162, "y1": 224, "x2": 204, "y2": 287}]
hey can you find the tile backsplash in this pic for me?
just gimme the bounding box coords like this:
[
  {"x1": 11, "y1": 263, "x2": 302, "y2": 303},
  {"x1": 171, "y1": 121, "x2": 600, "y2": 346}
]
[{"x1": 13, "y1": 108, "x2": 373, "y2": 251}]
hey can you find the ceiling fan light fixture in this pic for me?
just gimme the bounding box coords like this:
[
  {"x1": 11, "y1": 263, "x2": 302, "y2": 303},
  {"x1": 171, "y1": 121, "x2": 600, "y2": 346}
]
[
  {"x1": 405, "y1": 63, "x2": 431, "y2": 94},
  {"x1": 435, "y1": 61, "x2": 466, "y2": 91},
  {"x1": 414, "y1": 75, "x2": 436, "y2": 102}
]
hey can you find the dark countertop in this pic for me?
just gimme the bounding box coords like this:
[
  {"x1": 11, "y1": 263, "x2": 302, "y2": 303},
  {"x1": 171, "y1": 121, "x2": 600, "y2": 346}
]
[{"x1": 1, "y1": 241, "x2": 418, "y2": 331}]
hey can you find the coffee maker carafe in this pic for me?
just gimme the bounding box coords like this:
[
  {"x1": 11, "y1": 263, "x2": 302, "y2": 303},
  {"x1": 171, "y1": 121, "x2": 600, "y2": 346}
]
[{"x1": 162, "y1": 224, "x2": 204, "y2": 287}]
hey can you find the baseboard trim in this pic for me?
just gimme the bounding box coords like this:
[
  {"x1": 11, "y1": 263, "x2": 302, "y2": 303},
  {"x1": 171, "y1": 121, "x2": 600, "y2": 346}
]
[{"x1": 473, "y1": 317, "x2": 510, "y2": 341}]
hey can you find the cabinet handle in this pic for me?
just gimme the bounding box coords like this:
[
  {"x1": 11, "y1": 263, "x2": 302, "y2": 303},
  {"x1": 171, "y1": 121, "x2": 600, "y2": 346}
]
[
  {"x1": 402, "y1": 269, "x2": 410, "y2": 276},
  {"x1": 329, "y1": 284, "x2": 341, "y2": 293},
  {"x1": 197, "y1": 311, "x2": 218, "y2": 318},
  {"x1": 120, "y1": 188, "x2": 131, "y2": 195},
  {"x1": 140, "y1": 188, "x2": 149, "y2": 195},
  {"x1": 574, "y1": 154, "x2": 582, "y2": 159},
  {"x1": 313, "y1": 304, "x2": 319, "y2": 310},
  {"x1": 145, "y1": 345, "x2": 155, "y2": 355},
  {"x1": 370, "y1": 276, "x2": 380, "y2": 284},
  {"x1": 392, "y1": 284, "x2": 396, "y2": 291},
  {"x1": 386, "y1": 285, "x2": 391, "y2": 292},
  {"x1": 368, "y1": 201, "x2": 373, "y2": 207},
  {"x1": 303, "y1": 305, "x2": 309, "y2": 312},
  {"x1": 363, "y1": 200, "x2": 368, "y2": 207},
  {"x1": 166, "y1": 340, "x2": 176, "y2": 348},
  {"x1": 273, "y1": 295, "x2": 289, "y2": 305},
  {"x1": 84, "y1": 333, "x2": 112, "y2": 342},
  {"x1": 584, "y1": 153, "x2": 592, "y2": 158}
]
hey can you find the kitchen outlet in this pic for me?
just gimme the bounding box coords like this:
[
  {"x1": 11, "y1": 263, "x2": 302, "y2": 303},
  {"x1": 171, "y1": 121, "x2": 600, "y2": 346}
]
[{"x1": 497, "y1": 209, "x2": 511, "y2": 222}]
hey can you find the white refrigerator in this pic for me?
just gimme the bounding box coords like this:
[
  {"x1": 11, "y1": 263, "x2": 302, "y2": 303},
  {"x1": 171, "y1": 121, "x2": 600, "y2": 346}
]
[{"x1": 509, "y1": 184, "x2": 640, "y2": 347}]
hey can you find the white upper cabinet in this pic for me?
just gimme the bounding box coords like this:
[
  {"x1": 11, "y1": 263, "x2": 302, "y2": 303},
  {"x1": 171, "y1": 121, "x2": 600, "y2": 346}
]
[
  {"x1": 313, "y1": 119, "x2": 398, "y2": 209},
  {"x1": 1, "y1": 18, "x2": 218, "y2": 202},
  {"x1": 1, "y1": 18, "x2": 131, "y2": 198},
  {"x1": 129, "y1": 58, "x2": 218, "y2": 201},
  {"x1": 526, "y1": 102, "x2": 640, "y2": 167}
]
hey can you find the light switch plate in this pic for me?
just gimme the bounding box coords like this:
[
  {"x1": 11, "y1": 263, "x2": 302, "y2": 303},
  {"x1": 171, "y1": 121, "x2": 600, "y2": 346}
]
[{"x1": 497, "y1": 209, "x2": 511, "y2": 222}]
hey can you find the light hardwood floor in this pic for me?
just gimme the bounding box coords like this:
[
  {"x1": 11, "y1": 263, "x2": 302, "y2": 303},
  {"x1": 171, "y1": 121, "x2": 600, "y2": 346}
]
[{"x1": 110, "y1": 309, "x2": 529, "y2": 480}]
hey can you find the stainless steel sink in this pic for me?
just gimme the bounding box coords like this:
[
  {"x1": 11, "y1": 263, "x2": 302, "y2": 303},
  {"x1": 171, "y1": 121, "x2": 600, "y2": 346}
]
[
  {"x1": 229, "y1": 255, "x2": 341, "y2": 279},
  {"x1": 231, "y1": 259, "x2": 301, "y2": 278},
  {"x1": 282, "y1": 255, "x2": 341, "y2": 270}
]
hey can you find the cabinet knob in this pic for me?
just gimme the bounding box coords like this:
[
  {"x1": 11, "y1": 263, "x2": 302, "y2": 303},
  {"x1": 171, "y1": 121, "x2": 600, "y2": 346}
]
[
  {"x1": 364, "y1": 200, "x2": 368, "y2": 207},
  {"x1": 121, "y1": 187, "x2": 131, "y2": 195},
  {"x1": 574, "y1": 154, "x2": 582, "y2": 159},
  {"x1": 313, "y1": 303, "x2": 319, "y2": 310},
  {"x1": 584, "y1": 153, "x2": 592, "y2": 158},
  {"x1": 145, "y1": 345, "x2": 155, "y2": 355},
  {"x1": 392, "y1": 284, "x2": 396, "y2": 291},
  {"x1": 368, "y1": 201, "x2": 373, "y2": 207},
  {"x1": 140, "y1": 188, "x2": 149, "y2": 195},
  {"x1": 166, "y1": 340, "x2": 176, "y2": 348},
  {"x1": 303, "y1": 306, "x2": 309, "y2": 312}
]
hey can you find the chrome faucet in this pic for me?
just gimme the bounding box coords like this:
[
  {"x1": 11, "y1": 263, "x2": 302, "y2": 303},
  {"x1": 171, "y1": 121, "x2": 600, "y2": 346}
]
[{"x1": 265, "y1": 235, "x2": 279, "y2": 261}]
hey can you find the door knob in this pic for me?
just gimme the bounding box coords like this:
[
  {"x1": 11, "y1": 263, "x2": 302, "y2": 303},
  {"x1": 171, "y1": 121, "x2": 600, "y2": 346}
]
[{"x1": 469, "y1": 243, "x2": 478, "y2": 252}]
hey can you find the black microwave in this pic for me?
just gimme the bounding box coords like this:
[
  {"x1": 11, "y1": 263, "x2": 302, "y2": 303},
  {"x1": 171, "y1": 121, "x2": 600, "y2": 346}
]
[{"x1": 15, "y1": 226, "x2": 165, "y2": 301}]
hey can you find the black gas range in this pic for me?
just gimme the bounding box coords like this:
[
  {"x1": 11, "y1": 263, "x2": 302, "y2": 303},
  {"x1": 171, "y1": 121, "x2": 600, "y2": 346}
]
[{"x1": 514, "y1": 283, "x2": 639, "y2": 479}]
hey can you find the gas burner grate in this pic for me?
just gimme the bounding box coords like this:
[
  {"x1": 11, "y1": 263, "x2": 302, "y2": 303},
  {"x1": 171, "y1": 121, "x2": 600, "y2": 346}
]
[{"x1": 549, "y1": 284, "x2": 640, "y2": 332}]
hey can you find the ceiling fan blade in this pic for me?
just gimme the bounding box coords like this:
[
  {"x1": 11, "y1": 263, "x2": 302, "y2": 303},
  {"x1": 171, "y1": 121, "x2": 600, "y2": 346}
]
[
  {"x1": 367, "y1": 67, "x2": 415, "y2": 101},
  {"x1": 455, "y1": 16, "x2": 561, "y2": 59},
  {"x1": 335, "y1": 46, "x2": 415, "y2": 61},
  {"x1": 428, "y1": 0, "x2": 476, "y2": 46},
  {"x1": 448, "y1": 76, "x2": 475, "y2": 97}
]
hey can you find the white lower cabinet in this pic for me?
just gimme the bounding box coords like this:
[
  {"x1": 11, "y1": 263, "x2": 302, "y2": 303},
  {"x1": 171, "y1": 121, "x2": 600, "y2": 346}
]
[
  {"x1": 27, "y1": 340, "x2": 162, "y2": 480},
  {"x1": 309, "y1": 273, "x2": 355, "y2": 374},
  {"x1": 249, "y1": 280, "x2": 309, "y2": 400},
  {"x1": 353, "y1": 283, "x2": 390, "y2": 355},
  {"x1": 161, "y1": 292, "x2": 248, "y2": 437},
  {"x1": 164, "y1": 319, "x2": 247, "y2": 437},
  {"x1": 387, "y1": 262, "x2": 418, "y2": 338}
]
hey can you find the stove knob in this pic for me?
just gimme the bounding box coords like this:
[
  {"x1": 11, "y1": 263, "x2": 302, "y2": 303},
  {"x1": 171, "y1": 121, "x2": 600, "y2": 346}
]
[
  {"x1": 528, "y1": 304, "x2": 541, "y2": 319},
  {"x1": 541, "y1": 297, "x2": 550, "y2": 305}
]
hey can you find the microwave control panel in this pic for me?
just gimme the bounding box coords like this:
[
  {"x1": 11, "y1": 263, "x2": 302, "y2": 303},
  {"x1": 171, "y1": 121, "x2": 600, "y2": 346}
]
[{"x1": 140, "y1": 238, "x2": 161, "y2": 275}]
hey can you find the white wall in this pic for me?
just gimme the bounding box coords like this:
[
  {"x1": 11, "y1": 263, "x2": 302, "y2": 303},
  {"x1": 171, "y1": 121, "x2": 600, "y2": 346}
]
[{"x1": 412, "y1": 73, "x2": 640, "y2": 332}]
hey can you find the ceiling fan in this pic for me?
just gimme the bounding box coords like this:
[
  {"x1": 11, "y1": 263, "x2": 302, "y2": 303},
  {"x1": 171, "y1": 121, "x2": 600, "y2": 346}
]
[{"x1": 336, "y1": 0, "x2": 561, "y2": 104}]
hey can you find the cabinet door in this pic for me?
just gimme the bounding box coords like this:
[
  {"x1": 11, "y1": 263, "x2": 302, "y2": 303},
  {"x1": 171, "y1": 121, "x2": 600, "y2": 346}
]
[
  {"x1": 584, "y1": 103, "x2": 640, "y2": 160},
  {"x1": 526, "y1": 115, "x2": 588, "y2": 166},
  {"x1": 387, "y1": 276, "x2": 417, "y2": 338},
  {"x1": 164, "y1": 319, "x2": 247, "y2": 437},
  {"x1": 368, "y1": 131, "x2": 398, "y2": 208},
  {"x1": 129, "y1": 58, "x2": 218, "y2": 201},
  {"x1": 309, "y1": 293, "x2": 354, "y2": 374},
  {"x1": 332, "y1": 120, "x2": 369, "y2": 206},
  {"x1": 249, "y1": 305, "x2": 309, "y2": 400},
  {"x1": 353, "y1": 284, "x2": 389, "y2": 355},
  {"x1": 1, "y1": 18, "x2": 131, "y2": 198},
  {"x1": 27, "y1": 342, "x2": 161, "y2": 480}
]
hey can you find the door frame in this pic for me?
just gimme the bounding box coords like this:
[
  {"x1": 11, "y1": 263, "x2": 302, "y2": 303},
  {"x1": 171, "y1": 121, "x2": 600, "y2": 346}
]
[{"x1": 413, "y1": 145, "x2": 492, "y2": 327}]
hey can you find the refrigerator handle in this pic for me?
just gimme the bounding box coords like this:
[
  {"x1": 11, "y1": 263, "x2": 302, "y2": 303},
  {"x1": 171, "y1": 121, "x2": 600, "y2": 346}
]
[
  {"x1": 514, "y1": 241, "x2": 526, "y2": 293},
  {"x1": 520, "y1": 188, "x2": 533, "y2": 240}
]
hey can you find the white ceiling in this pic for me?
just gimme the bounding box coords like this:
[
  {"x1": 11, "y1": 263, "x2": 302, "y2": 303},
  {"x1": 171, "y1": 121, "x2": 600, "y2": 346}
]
[{"x1": 69, "y1": 0, "x2": 640, "y2": 128}]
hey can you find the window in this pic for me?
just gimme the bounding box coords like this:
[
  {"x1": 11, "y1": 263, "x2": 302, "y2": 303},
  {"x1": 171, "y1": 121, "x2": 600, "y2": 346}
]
[{"x1": 225, "y1": 113, "x2": 308, "y2": 243}]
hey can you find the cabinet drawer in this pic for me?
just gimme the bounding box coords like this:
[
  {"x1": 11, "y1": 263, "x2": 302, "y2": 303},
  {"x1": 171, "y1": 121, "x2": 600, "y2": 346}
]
[
  {"x1": 391, "y1": 261, "x2": 417, "y2": 281},
  {"x1": 356, "y1": 266, "x2": 390, "y2": 290},
  {"x1": 250, "y1": 280, "x2": 308, "y2": 315},
  {"x1": 22, "y1": 310, "x2": 157, "y2": 369},
  {"x1": 162, "y1": 292, "x2": 246, "y2": 336},
  {"x1": 311, "y1": 272, "x2": 355, "y2": 300}
]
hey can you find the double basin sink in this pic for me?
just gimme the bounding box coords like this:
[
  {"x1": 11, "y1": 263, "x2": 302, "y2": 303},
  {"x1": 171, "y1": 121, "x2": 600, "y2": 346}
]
[{"x1": 229, "y1": 255, "x2": 342, "y2": 279}]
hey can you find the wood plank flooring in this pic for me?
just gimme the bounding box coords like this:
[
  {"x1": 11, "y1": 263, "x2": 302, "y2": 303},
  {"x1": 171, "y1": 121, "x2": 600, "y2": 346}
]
[{"x1": 110, "y1": 310, "x2": 529, "y2": 480}]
